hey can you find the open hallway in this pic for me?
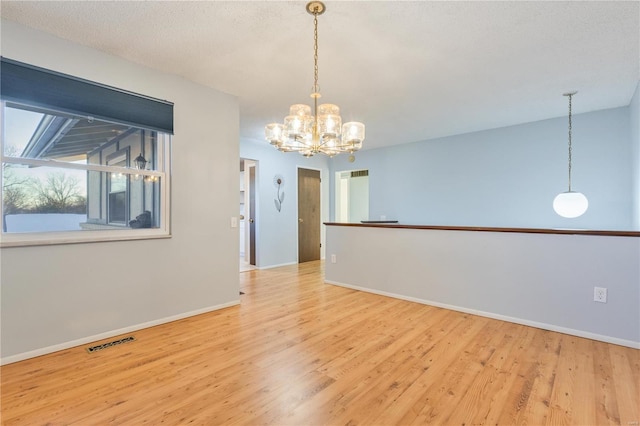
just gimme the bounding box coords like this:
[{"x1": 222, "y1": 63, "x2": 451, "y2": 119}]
[{"x1": 1, "y1": 260, "x2": 638, "y2": 425}]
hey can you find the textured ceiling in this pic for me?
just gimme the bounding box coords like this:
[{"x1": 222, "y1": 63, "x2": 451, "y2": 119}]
[{"x1": 1, "y1": 1, "x2": 639, "y2": 150}]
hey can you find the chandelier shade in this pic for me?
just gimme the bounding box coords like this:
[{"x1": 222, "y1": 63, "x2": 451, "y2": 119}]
[
  {"x1": 553, "y1": 91, "x2": 588, "y2": 218},
  {"x1": 265, "y1": 1, "x2": 365, "y2": 157}
]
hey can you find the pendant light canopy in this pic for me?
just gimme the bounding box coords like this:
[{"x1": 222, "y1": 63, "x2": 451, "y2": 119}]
[
  {"x1": 264, "y1": 1, "x2": 365, "y2": 158},
  {"x1": 553, "y1": 92, "x2": 588, "y2": 218}
]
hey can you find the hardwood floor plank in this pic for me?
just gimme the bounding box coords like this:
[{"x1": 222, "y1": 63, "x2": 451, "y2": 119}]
[
  {"x1": 446, "y1": 322, "x2": 536, "y2": 425},
  {"x1": 1, "y1": 260, "x2": 638, "y2": 425},
  {"x1": 592, "y1": 338, "x2": 622, "y2": 425},
  {"x1": 609, "y1": 344, "x2": 640, "y2": 425},
  {"x1": 500, "y1": 329, "x2": 562, "y2": 425}
]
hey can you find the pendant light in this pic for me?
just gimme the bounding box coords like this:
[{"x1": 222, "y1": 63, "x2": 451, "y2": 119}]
[
  {"x1": 553, "y1": 91, "x2": 588, "y2": 218},
  {"x1": 264, "y1": 1, "x2": 365, "y2": 157}
]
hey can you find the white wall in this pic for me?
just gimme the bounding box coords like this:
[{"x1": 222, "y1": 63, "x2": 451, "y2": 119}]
[
  {"x1": 0, "y1": 20, "x2": 240, "y2": 362},
  {"x1": 330, "y1": 106, "x2": 634, "y2": 230},
  {"x1": 630, "y1": 82, "x2": 640, "y2": 230},
  {"x1": 240, "y1": 138, "x2": 330, "y2": 268},
  {"x1": 325, "y1": 225, "x2": 640, "y2": 348}
]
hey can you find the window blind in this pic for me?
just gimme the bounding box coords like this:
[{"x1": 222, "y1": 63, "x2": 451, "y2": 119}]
[{"x1": 0, "y1": 57, "x2": 173, "y2": 134}]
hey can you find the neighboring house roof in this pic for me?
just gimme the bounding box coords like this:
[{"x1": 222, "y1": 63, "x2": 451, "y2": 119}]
[{"x1": 21, "y1": 113, "x2": 131, "y2": 161}]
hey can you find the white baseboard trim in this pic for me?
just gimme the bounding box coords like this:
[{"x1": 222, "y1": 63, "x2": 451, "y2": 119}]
[
  {"x1": 257, "y1": 261, "x2": 298, "y2": 270},
  {"x1": 1, "y1": 300, "x2": 240, "y2": 365},
  {"x1": 325, "y1": 280, "x2": 640, "y2": 350}
]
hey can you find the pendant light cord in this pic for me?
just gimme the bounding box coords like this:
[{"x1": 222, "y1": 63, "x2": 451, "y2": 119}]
[{"x1": 567, "y1": 93, "x2": 573, "y2": 192}]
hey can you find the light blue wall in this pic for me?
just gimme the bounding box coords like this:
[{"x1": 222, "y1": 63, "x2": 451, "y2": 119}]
[
  {"x1": 331, "y1": 106, "x2": 634, "y2": 230},
  {"x1": 630, "y1": 82, "x2": 640, "y2": 230},
  {"x1": 240, "y1": 139, "x2": 330, "y2": 267}
]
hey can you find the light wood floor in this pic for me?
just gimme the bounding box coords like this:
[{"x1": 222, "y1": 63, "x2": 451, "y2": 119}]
[{"x1": 2, "y1": 261, "x2": 638, "y2": 425}]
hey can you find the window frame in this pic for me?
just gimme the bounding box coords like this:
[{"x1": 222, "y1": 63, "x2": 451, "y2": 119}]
[
  {"x1": 0, "y1": 103, "x2": 172, "y2": 248},
  {"x1": 106, "y1": 149, "x2": 130, "y2": 226}
]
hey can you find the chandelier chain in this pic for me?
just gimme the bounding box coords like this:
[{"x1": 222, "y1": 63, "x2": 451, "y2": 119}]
[
  {"x1": 567, "y1": 93, "x2": 573, "y2": 191},
  {"x1": 313, "y1": 11, "x2": 319, "y2": 95}
]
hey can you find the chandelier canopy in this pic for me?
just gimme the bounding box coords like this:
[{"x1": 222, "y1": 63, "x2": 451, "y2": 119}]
[{"x1": 265, "y1": 1, "x2": 365, "y2": 158}]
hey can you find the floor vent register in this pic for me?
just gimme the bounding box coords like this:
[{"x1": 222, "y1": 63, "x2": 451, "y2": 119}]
[{"x1": 86, "y1": 336, "x2": 136, "y2": 353}]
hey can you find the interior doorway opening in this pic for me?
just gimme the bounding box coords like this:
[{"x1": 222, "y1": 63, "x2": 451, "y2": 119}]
[
  {"x1": 240, "y1": 159, "x2": 257, "y2": 272},
  {"x1": 335, "y1": 169, "x2": 369, "y2": 223}
]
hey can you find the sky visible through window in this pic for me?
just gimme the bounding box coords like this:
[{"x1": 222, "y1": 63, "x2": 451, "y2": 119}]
[
  {"x1": 3, "y1": 106, "x2": 88, "y2": 193},
  {"x1": 4, "y1": 107, "x2": 43, "y2": 155}
]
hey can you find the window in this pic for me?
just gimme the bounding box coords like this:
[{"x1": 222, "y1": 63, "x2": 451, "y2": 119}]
[
  {"x1": 107, "y1": 151, "x2": 129, "y2": 225},
  {"x1": 0, "y1": 58, "x2": 173, "y2": 246}
]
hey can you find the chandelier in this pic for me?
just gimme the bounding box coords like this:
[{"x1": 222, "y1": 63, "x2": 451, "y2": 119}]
[
  {"x1": 553, "y1": 91, "x2": 588, "y2": 218},
  {"x1": 265, "y1": 1, "x2": 365, "y2": 158}
]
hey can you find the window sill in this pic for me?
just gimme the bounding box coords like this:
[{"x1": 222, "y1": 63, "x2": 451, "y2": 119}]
[{"x1": 0, "y1": 228, "x2": 171, "y2": 248}]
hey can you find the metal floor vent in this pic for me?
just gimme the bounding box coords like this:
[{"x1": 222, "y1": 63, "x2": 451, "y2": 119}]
[{"x1": 86, "y1": 336, "x2": 135, "y2": 353}]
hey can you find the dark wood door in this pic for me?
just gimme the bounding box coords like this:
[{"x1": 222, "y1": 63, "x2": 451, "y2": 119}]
[{"x1": 298, "y1": 168, "x2": 321, "y2": 263}]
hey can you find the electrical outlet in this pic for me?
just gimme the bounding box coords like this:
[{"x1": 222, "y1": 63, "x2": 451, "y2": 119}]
[
  {"x1": 331, "y1": 254, "x2": 337, "y2": 264},
  {"x1": 594, "y1": 287, "x2": 607, "y2": 303}
]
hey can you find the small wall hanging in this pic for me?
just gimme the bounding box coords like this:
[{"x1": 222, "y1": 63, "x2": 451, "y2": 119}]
[{"x1": 273, "y1": 174, "x2": 285, "y2": 212}]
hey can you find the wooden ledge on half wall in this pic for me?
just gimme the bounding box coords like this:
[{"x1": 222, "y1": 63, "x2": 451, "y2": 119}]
[{"x1": 324, "y1": 222, "x2": 640, "y2": 238}]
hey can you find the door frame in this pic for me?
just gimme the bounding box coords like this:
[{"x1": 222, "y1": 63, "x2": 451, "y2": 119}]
[
  {"x1": 241, "y1": 159, "x2": 258, "y2": 266},
  {"x1": 296, "y1": 165, "x2": 323, "y2": 263},
  {"x1": 335, "y1": 168, "x2": 369, "y2": 223}
]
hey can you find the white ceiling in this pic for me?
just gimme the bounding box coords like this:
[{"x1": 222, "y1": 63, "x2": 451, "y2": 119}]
[{"x1": 1, "y1": 1, "x2": 639, "y2": 150}]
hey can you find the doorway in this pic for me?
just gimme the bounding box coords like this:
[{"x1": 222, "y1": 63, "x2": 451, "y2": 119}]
[
  {"x1": 240, "y1": 159, "x2": 257, "y2": 271},
  {"x1": 297, "y1": 167, "x2": 321, "y2": 263},
  {"x1": 335, "y1": 169, "x2": 369, "y2": 222}
]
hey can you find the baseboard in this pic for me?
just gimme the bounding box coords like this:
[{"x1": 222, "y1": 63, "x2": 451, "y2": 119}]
[
  {"x1": 257, "y1": 261, "x2": 298, "y2": 270},
  {"x1": 0, "y1": 300, "x2": 240, "y2": 365},
  {"x1": 325, "y1": 280, "x2": 640, "y2": 350}
]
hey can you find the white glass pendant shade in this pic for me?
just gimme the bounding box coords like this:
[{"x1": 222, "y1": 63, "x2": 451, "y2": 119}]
[
  {"x1": 318, "y1": 104, "x2": 340, "y2": 115},
  {"x1": 342, "y1": 121, "x2": 365, "y2": 145},
  {"x1": 285, "y1": 104, "x2": 312, "y2": 138},
  {"x1": 318, "y1": 115, "x2": 341, "y2": 138},
  {"x1": 265, "y1": 123, "x2": 285, "y2": 146},
  {"x1": 317, "y1": 104, "x2": 341, "y2": 138},
  {"x1": 553, "y1": 191, "x2": 588, "y2": 218},
  {"x1": 290, "y1": 104, "x2": 312, "y2": 117},
  {"x1": 284, "y1": 115, "x2": 307, "y2": 138}
]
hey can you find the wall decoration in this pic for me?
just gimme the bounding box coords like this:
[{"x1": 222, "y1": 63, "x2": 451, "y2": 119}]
[{"x1": 273, "y1": 174, "x2": 285, "y2": 212}]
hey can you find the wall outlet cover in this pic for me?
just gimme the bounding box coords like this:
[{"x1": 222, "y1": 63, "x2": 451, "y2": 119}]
[{"x1": 594, "y1": 287, "x2": 607, "y2": 303}]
